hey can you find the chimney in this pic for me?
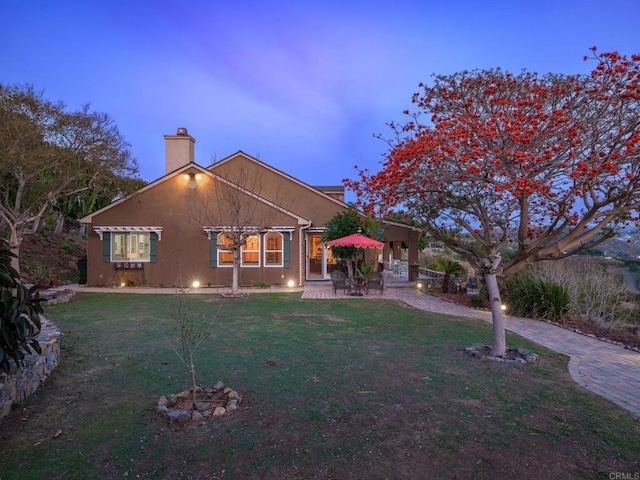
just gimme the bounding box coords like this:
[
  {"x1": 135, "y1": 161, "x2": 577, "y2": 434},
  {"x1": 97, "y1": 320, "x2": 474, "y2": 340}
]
[{"x1": 164, "y1": 127, "x2": 196, "y2": 174}]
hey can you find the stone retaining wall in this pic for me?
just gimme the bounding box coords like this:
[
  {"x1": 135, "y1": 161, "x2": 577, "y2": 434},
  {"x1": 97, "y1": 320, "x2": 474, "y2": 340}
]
[{"x1": 0, "y1": 289, "x2": 74, "y2": 421}]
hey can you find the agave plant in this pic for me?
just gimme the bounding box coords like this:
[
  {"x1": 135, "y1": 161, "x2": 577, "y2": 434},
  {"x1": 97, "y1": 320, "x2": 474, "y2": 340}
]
[{"x1": 0, "y1": 239, "x2": 44, "y2": 373}]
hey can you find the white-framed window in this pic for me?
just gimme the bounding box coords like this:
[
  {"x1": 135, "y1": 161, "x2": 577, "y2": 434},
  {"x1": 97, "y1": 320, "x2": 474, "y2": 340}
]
[
  {"x1": 217, "y1": 233, "x2": 234, "y2": 266},
  {"x1": 111, "y1": 232, "x2": 151, "y2": 262},
  {"x1": 264, "y1": 232, "x2": 283, "y2": 266},
  {"x1": 242, "y1": 234, "x2": 260, "y2": 266}
]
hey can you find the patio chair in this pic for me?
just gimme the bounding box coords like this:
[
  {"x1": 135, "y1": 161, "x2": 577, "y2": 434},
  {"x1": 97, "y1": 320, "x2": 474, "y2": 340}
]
[
  {"x1": 364, "y1": 272, "x2": 384, "y2": 295},
  {"x1": 331, "y1": 270, "x2": 351, "y2": 296}
]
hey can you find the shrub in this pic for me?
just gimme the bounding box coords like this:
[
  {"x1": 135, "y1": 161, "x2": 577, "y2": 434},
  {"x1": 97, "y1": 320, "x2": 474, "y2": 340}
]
[
  {"x1": 531, "y1": 258, "x2": 637, "y2": 328},
  {"x1": 252, "y1": 281, "x2": 269, "y2": 289},
  {"x1": 0, "y1": 240, "x2": 44, "y2": 373},
  {"x1": 505, "y1": 273, "x2": 570, "y2": 321},
  {"x1": 470, "y1": 295, "x2": 485, "y2": 308}
]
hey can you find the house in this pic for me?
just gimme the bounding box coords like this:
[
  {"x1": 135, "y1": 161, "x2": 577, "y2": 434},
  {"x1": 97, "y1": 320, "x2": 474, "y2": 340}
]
[{"x1": 79, "y1": 128, "x2": 420, "y2": 287}]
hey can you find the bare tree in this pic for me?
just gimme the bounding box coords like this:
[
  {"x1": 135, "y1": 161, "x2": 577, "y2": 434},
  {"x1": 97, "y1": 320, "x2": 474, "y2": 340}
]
[
  {"x1": 198, "y1": 163, "x2": 292, "y2": 295},
  {"x1": 168, "y1": 263, "x2": 222, "y2": 410}
]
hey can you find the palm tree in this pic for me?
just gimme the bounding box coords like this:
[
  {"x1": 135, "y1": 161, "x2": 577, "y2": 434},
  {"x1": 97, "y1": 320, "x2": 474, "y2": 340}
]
[{"x1": 435, "y1": 260, "x2": 467, "y2": 293}]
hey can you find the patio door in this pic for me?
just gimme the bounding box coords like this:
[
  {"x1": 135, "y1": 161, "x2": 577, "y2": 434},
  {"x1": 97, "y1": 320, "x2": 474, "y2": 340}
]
[{"x1": 306, "y1": 233, "x2": 336, "y2": 280}]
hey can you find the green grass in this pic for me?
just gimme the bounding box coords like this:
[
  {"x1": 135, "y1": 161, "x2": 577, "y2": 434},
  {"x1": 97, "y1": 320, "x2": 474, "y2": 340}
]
[{"x1": 0, "y1": 292, "x2": 638, "y2": 479}]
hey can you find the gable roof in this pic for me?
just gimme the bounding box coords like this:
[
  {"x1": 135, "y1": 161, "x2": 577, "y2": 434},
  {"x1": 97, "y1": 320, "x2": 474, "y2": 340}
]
[
  {"x1": 79, "y1": 162, "x2": 311, "y2": 226},
  {"x1": 208, "y1": 151, "x2": 350, "y2": 209}
]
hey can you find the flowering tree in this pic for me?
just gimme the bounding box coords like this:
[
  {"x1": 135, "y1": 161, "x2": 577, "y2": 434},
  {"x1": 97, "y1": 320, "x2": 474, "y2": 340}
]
[{"x1": 346, "y1": 49, "x2": 640, "y2": 356}]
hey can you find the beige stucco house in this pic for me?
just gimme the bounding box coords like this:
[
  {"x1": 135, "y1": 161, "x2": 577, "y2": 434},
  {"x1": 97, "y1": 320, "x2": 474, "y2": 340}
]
[{"x1": 79, "y1": 128, "x2": 419, "y2": 287}]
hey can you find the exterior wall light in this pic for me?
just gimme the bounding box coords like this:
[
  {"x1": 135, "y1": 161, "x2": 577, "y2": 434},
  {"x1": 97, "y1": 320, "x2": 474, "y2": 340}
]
[{"x1": 188, "y1": 172, "x2": 197, "y2": 190}]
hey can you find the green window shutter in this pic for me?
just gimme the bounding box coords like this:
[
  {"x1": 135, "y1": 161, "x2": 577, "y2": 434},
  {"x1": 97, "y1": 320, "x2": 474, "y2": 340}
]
[
  {"x1": 283, "y1": 232, "x2": 290, "y2": 268},
  {"x1": 150, "y1": 232, "x2": 157, "y2": 262},
  {"x1": 210, "y1": 237, "x2": 217, "y2": 267},
  {"x1": 103, "y1": 232, "x2": 111, "y2": 262}
]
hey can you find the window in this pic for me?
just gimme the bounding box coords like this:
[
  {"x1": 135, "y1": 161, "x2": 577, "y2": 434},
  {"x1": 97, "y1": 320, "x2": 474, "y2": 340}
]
[
  {"x1": 217, "y1": 233, "x2": 234, "y2": 266},
  {"x1": 111, "y1": 233, "x2": 151, "y2": 262},
  {"x1": 264, "y1": 232, "x2": 283, "y2": 266},
  {"x1": 242, "y1": 235, "x2": 260, "y2": 266}
]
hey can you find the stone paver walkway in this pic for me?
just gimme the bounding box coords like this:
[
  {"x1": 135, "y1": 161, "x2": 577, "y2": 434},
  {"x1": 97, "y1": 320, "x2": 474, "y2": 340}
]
[{"x1": 303, "y1": 283, "x2": 640, "y2": 418}]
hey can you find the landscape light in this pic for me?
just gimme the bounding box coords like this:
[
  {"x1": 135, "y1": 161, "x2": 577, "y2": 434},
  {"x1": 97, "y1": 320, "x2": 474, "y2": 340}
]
[
  {"x1": 192, "y1": 280, "x2": 201, "y2": 289},
  {"x1": 287, "y1": 279, "x2": 296, "y2": 288}
]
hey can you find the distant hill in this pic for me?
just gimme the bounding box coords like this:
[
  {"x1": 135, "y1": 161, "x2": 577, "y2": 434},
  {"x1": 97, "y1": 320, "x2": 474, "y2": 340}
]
[{"x1": 598, "y1": 235, "x2": 640, "y2": 260}]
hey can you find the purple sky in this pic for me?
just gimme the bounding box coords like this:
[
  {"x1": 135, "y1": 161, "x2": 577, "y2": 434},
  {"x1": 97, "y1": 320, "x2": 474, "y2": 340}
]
[{"x1": 3, "y1": 1, "x2": 639, "y2": 201}]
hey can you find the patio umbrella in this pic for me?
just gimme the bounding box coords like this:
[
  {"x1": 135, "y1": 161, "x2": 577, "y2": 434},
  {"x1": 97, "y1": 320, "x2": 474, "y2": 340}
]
[{"x1": 326, "y1": 233, "x2": 384, "y2": 249}]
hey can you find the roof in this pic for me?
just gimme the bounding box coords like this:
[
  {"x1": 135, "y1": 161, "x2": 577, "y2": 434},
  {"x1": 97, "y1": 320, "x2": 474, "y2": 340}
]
[
  {"x1": 208, "y1": 151, "x2": 350, "y2": 209},
  {"x1": 79, "y1": 162, "x2": 310, "y2": 226}
]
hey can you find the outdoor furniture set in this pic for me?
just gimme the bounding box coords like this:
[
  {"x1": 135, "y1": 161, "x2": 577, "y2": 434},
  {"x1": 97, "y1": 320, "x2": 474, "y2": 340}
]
[{"x1": 330, "y1": 270, "x2": 384, "y2": 296}]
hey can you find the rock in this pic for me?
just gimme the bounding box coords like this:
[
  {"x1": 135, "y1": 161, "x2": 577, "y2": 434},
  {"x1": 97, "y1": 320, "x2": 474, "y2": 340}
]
[
  {"x1": 226, "y1": 399, "x2": 238, "y2": 411},
  {"x1": 484, "y1": 356, "x2": 504, "y2": 362},
  {"x1": 157, "y1": 405, "x2": 169, "y2": 415},
  {"x1": 213, "y1": 406, "x2": 226, "y2": 416},
  {"x1": 227, "y1": 390, "x2": 241, "y2": 401},
  {"x1": 192, "y1": 410, "x2": 203, "y2": 422},
  {"x1": 167, "y1": 409, "x2": 191, "y2": 423},
  {"x1": 223, "y1": 387, "x2": 233, "y2": 394},
  {"x1": 167, "y1": 394, "x2": 178, "y2": 406},
  {"x1": 157, "y1": 395, "x2": 168, "y2": 408},
  {"x1": 213, "y1": 381, "x2": 225, "y2": 391},
  {"x1": 176, "y1": 390, "x2": 190, "y2": 399}
]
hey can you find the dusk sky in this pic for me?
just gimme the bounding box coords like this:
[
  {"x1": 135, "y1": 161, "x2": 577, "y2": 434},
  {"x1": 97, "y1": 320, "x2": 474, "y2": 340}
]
[{"x1": 3, "y1": 1, "x2": 639, "y2": 202}]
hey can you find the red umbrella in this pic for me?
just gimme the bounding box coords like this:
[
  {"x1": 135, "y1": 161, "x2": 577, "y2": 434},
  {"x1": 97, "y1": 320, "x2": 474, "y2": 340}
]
[{"x1": 326, "y1": 233, "x2": 384, "y2": 249}]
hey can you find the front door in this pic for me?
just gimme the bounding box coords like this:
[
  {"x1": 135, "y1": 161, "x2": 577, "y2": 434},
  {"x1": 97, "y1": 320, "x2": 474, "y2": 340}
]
[{"x1": 307, "y1": 233, "x2": 336, "y2": 280}]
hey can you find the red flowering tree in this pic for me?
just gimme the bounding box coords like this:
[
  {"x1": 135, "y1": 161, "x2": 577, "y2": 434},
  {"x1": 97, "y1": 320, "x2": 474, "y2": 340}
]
[{"x1": 346, "y1": 48, "x2": 640, "y2": 356}]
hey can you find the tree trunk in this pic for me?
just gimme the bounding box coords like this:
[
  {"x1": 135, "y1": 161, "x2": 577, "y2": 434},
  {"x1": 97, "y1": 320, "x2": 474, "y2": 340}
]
[
  {"x1": 8, "y1": 228, "x2": 22, "y2": 275},
  {"x1": 54, "y1": 212, "x2": 65, "y2": 234},
  {"x1": 442, "y1": 273, "x2": 451, "y2": 293},
  {"x1": 232, "y1": 248, "x2": 240, "y2": 295},
  {"x1": 484, "y1": 272, "x2": 506, "y2": 356}
]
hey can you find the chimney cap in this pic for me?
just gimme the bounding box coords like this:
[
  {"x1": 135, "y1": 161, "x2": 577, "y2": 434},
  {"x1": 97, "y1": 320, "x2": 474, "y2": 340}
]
[{"x1": 176, "y1": 127, "x2": 188, "y2": 136}]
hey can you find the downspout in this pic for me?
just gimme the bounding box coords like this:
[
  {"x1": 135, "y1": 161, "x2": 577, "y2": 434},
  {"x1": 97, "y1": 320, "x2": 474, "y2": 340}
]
[{"x1": 299, "y1": 220, "x2": 312, "y2": 287}]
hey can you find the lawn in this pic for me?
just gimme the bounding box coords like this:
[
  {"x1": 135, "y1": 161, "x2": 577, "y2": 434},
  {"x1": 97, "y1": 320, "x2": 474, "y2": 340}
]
[{"x1": 0, "y1": 292, "x2": 638, "y2": 479}]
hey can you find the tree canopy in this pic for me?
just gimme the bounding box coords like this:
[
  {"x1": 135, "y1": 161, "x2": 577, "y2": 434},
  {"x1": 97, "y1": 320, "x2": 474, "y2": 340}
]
[
  {"x1": 322, "y1": 209, "x2": 363, "y2": 274},
  {"x1": 347, "y1": 48, "x2": 640, "y2": 355},
  {"x1": 0, "y1": 84, "x2": 139, "y2": 271}
]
